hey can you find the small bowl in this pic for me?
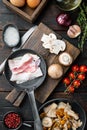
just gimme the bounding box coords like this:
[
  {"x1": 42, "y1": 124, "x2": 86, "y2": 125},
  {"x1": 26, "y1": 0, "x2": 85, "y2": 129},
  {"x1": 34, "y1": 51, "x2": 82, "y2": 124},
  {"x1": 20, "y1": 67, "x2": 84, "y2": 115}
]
[
  {"x1": 39, "y1": 98, "x2": 86, "y2": 130},
  {"x1": 2, "y1": 24, "x2": 21, "y2": 48},
  {"x1": 56, "y1": 0, "x2": 82, "y2": 11},
  {"x1": 3, "y1": 111, "x2": 22, "y2": 130}
]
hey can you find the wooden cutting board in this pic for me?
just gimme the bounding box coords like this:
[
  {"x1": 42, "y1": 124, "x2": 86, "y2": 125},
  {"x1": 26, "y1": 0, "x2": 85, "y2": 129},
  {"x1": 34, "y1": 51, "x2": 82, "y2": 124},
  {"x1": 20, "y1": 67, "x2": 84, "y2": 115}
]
[{"x1": 23, "y1": 23, "x2": 80, "y2": 103}]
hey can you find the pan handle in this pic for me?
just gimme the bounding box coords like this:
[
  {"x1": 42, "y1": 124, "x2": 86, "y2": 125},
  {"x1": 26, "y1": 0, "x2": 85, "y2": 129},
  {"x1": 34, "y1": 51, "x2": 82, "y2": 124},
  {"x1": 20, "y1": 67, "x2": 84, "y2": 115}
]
[{"x1": 26, "y1": 90, "x2": 43, "y2": 130}]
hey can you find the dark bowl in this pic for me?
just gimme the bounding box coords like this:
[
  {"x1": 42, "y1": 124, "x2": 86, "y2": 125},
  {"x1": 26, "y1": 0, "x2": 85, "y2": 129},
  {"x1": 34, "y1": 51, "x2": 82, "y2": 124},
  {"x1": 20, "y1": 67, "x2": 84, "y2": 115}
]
[
  {"x1": 56, "y1": 0, "x2": 82, "y2": 11},
  {"x1": 39, "y1": 98, "x2": 86, "y2": 130},
  {"x1": 2, "y1": 24, "x2": 21, "y2": 48},
  {"x1": 3, "y1": 111, "x2": 22, "y2": 130}
]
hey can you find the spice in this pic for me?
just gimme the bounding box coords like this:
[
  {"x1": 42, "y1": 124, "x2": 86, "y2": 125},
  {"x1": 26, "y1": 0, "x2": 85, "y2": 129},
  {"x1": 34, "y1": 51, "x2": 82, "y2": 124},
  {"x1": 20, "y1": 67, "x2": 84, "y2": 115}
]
[
  {"x1": 4, "y1": 112, "x2": 21, "y2": 129},
  {"x1": 4, "y1": 26, "x2": 20, "y2": 47},
  {"x1": 77, "y1": 2, "x2": 87, "y2": 51}
]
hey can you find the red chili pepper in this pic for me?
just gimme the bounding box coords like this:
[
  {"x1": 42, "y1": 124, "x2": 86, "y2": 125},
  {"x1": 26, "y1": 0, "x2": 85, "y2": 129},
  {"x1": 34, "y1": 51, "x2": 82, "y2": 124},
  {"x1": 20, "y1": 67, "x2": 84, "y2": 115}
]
[{"x1": 4, "y1": 112, "x2": 21, "y2": 129}]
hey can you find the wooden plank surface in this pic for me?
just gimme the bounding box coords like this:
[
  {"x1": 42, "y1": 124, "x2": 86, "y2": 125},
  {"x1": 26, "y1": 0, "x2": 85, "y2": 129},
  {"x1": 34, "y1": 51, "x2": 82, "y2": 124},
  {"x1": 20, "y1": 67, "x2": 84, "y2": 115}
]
[{"x1": 22, "y1": 23, "x2": 80, "y2": 103}]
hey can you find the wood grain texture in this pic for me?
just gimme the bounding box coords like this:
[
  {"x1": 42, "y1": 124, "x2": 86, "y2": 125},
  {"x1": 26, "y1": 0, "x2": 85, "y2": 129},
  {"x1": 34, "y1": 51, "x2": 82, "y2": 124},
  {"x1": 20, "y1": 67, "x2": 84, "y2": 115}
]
[
  {"x1": 2, "y1": 0, "x2": 48, "y2": 23},
  {"x1": 13, "y1": 91, "x2": 26, "y2": 107},
  {"x1": 22, "y1": 23, "x2": 80, "y2": 103},
  {"x1": 5, "y1": 88, "x2": 26, "y2": 107}
]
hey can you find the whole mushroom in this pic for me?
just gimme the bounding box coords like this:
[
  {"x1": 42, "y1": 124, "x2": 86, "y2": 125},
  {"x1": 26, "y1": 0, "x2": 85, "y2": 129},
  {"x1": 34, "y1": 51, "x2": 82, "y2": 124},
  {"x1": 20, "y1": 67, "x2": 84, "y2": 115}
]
[
  {"x1": 59, "y1": 52, "x2": 73, "y2": 66},
  {"x1": 48, "y1": 64, "x2": 63, "y2": 79}
]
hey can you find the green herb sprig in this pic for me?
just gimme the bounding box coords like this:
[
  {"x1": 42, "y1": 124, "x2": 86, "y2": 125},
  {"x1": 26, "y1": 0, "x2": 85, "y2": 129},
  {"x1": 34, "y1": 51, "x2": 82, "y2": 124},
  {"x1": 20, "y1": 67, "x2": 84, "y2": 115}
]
[{"x1": 77, "y1": 3, "x2": 87, "y2": 51}]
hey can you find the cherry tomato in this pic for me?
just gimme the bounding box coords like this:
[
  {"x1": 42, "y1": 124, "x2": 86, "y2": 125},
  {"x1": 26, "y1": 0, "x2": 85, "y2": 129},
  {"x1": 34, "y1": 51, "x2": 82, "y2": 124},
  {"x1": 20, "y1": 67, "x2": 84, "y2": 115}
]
[
  {"x1": 79, "y1": 65, "x2": 87, "y2": 73},
  {"x1": 72, "y1": 65, "x2": 79, "y2": 72},
  {"x1": 63, "y1": 78, "x2": 70, "y2": 85},
  {"x1": 78, "y1": 73, "x2": 85, "y2": 80},
  {"x1": 68, "y1": 85, "x2": 75, "y2": 93},
  {"x1": 69, "y1": 72, "x2": 75, "y2": 79},
  {"x1": 73, "y1": 80, "x2": 80, "y2": 88}
]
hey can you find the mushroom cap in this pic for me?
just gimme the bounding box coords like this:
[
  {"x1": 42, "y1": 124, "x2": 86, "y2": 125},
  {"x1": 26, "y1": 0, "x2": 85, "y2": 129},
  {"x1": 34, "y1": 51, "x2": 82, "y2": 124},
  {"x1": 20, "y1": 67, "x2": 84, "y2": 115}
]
[
  {"x1": 59, "y1": 52, "x2": 73, "y2": 66},
  {"x1": 48, "y1": 64, "x2": 63, "y2": 79}
]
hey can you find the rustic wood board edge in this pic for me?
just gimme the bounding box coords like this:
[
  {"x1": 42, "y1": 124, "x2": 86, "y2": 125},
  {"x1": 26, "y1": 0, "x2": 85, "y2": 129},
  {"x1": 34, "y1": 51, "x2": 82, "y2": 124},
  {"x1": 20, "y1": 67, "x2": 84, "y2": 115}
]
[
  {"x1": 2, "y1": 0, "x2": 48, "y2": 23},
  {"x1": 22, "y1": 22, "x2": 80, "y2": 103}
]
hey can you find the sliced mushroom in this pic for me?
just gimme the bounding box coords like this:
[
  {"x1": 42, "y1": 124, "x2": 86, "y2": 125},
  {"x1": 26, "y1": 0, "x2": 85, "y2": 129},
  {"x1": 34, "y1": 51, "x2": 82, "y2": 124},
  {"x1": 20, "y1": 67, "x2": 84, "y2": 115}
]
[
  {"x1": 42, "y1": 117, "x2": 53, "y2": 127},
  {"x1": 49, "y1": 39, "x2": 66, "y2": 54},
  {"x1": 41, "y1": 33, "x2": 66, "y2": 55},
  {"x1": 44, "y1": 103, "x2": 58, "y2": 118},
  {"x1": 52, "y1": 39, "x2": 66, "y2": 51},
  {"x1": 65, "y1": 109, "x2": 79, "y2": 120},
  {"x1": 77, "y1": 120, "x2": 83, "y2": 127},
  {"x1": 47, "y1": 109, "x2": 57, "y2": 118},
  {"x1": 58, "y1": 102, "x2": 67, "y2": 109},
  {"x1": 49, "y1": 33, "x2": 57, "y2": 40},
  {"x1": 53, "y1": 127, "x2": 60, "y2": 130},
  {"x1": 44, "y1": 103, "x2": 58, "y2": 113},
  {"x1": 43, "y1": 42, "x2": 52, "y2": 49},
  {"x1": 41, "y1": 34, "x2": 50, "y2": 43}
]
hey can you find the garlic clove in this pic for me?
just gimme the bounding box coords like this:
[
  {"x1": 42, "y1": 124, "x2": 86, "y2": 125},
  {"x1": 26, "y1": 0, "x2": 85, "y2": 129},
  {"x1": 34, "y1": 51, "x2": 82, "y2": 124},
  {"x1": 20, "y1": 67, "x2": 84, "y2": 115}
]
[{"x1": 67, "y1": 25, "x2": 81, "y2": 38}]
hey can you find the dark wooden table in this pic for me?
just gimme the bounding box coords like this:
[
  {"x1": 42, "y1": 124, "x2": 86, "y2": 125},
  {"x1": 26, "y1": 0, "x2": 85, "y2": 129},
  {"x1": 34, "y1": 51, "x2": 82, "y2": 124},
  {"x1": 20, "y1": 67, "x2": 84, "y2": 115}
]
[{"x1": 0, "y1": 0, "x2": 87, "y2": 130}]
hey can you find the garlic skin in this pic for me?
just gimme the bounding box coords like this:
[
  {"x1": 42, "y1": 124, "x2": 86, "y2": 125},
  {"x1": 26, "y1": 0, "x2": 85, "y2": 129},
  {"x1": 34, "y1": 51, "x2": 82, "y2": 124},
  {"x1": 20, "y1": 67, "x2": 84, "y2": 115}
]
[{"x1": 10, "y1": 0, "x2": 25, "y2": 7}]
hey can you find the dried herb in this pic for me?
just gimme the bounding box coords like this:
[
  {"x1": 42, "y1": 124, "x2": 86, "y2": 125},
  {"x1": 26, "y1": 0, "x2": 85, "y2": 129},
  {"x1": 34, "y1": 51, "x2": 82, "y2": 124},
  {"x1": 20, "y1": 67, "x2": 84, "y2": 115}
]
[{"x1": 77, "y1": 3, "x2": 87, "y2": 51}]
